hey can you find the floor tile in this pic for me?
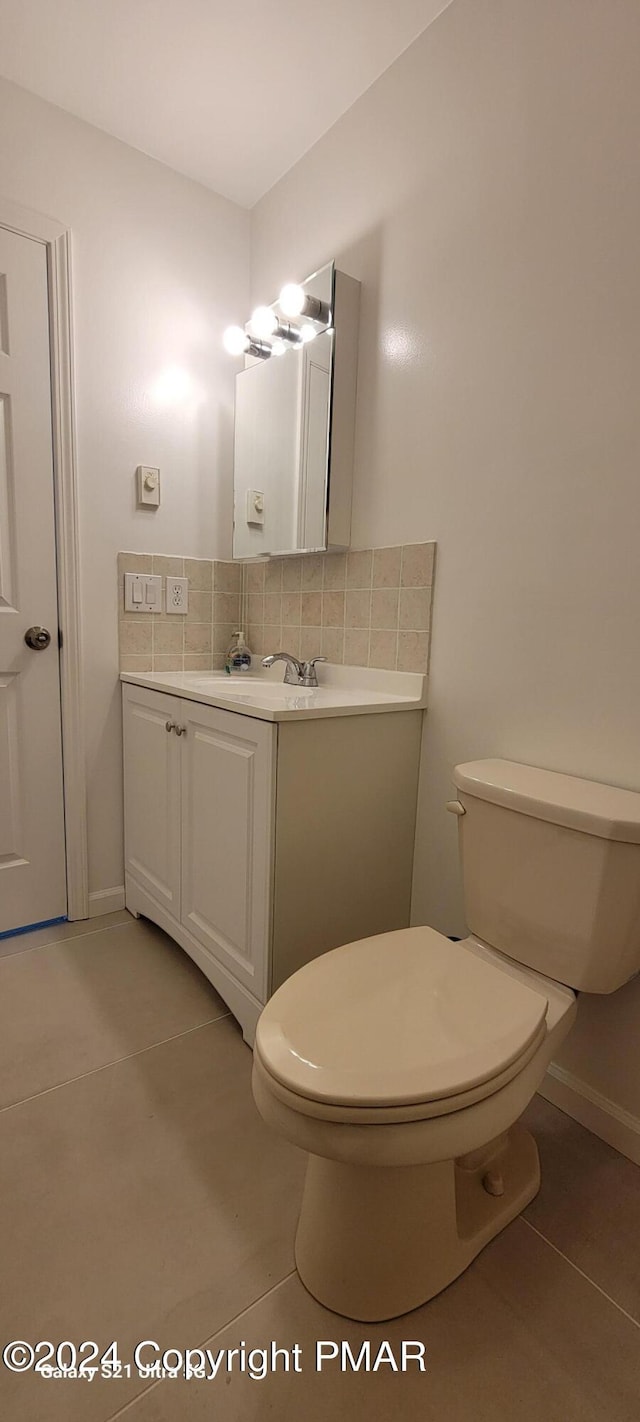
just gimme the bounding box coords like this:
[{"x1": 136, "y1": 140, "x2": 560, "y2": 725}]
[
  {"x1": 112, "y1": 1216, "x2": 640, "y2": 1422},
  {"x1": 0, "y1": 910, "x2": 132, "y2": 959},
  {"x1": 523, "y1": 1094, "x2": 640, "y2": 1322},
  {"x1": 0, "y1": 918, "x2": 228, "y2": 1107},
  {"x1": 0, "y1": 1016, "x2": 304, "y2": 1422}
]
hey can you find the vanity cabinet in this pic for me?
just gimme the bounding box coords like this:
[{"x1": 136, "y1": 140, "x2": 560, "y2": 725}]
[
  {"x1": 123, "y1": 681, "x2": 422, "y2": 1043},
  {"x1": 123, "y1": 684, "x2": 273, "y2": 1015}
]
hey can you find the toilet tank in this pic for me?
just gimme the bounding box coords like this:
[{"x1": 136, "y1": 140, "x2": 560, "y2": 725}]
[{"x1": 452, "y1": 759, "x2": 640, "y2": 993}]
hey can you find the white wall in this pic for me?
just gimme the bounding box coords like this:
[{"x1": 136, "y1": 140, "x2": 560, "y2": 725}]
[
  {"x1": 0, "y1": 77, "x2": 249, "y2": 901},
  {"x1": 250, "y1": 0, "x2": 640, "y2": 1143}
]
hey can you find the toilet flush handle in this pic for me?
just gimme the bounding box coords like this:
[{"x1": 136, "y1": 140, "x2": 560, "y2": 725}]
[{"x1": 445, "y1": 800, "x2": 466, "y2": 816}]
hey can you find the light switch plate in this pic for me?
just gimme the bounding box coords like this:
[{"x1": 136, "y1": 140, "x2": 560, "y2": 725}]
[
  {"x1": 246, "y1": 488, "x2": 265, "y2": 526},
  {"x1": 124, "y1": 573, "x2": 162, "y2": 613},
  {"x1": 137, "y1": 465, "x2": 161, "y2": 508},
  {"x1": 166, "y1": 576, "x2": 188, "y2": 614}
]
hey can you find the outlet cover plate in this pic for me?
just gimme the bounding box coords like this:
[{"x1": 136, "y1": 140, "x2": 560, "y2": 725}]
[{"x1": 166, "y1": 576, "x2": 188, "y2": 614}]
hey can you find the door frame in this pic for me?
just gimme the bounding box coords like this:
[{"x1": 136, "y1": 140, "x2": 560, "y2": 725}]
[{"x1": 0, "y1": 196, "x2": 89, "y2": 920}]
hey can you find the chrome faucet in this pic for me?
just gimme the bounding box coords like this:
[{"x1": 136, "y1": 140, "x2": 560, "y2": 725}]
[{"x1": 262, "y1": 652, "x2": 327, "y2": 687}]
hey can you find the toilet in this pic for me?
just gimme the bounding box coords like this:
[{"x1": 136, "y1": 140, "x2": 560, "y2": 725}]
[{"x1": 252, "y1": 758, "x2": 640, "y2": 1321}]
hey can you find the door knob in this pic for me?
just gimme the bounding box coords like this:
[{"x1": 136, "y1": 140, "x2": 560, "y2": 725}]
[{"x1": 24, "y1": 626, "x2": 52, "y2": 651}]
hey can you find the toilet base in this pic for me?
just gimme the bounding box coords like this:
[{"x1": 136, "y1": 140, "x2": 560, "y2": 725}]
[{"x1": 294, "y1": 1122, "x2": 540, "y2": 1321}]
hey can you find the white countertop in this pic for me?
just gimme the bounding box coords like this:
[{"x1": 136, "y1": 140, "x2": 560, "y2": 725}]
[{"x1": 120, "y1": 664, "x2": 427, "y2": 722}]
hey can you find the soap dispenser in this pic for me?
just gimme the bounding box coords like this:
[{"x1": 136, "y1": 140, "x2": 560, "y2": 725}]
[{"x1": 225, "y1": 630, "x2": 252, "y2": 674}]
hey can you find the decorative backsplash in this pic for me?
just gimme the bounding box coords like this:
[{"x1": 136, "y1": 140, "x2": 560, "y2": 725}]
[
  {"x1": 117, "y1": 542, "x2": 435, "y2": 675},
  {"x1": 242, "y1": 543, "x2": 435, "y2": 672}
]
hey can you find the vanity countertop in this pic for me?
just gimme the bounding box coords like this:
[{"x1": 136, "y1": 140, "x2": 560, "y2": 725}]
[{"x1": 120, "y1": 664, "x2": 427, "y2": 723}]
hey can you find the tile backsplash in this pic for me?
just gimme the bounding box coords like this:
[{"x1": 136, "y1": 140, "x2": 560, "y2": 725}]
[
  {"x1": 117, "y1": 542, "x2": 435, "y2": 675},
  {"x1": 242, "y1": 543, "x2": 435, "y2": 672}
]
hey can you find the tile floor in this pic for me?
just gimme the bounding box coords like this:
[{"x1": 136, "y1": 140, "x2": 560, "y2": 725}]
[{"x1": 0, "y1": 913, "x2": 638, "y2": 1420}]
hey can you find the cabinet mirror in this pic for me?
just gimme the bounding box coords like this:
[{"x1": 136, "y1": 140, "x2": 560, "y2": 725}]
[{"x1": 231, "y1": 261, "x2": 359, "y2": 559}]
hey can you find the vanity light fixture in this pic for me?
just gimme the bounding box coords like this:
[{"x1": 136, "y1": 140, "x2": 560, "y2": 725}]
[
  {"x1": 224, "y1": 274, "x2": 332, "y2": 360},
  {"x1": 223, "y1": 325, "x2": 272, "y2": 360},
  {"x1": 279, "y1": 282, "x2": 331, "y2": 325}
]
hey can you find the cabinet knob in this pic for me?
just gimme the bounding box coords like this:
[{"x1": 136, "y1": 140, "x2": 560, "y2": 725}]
[
  {"x1": 175, "y1": 724, "x2": 186, "y2": 736},
  {"x1": 165, "y1": 720, "x2": 176, "y2": 733}
]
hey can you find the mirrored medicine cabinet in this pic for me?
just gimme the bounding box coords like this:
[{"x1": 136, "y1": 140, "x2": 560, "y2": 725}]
[{"x1": 231, "y1": 261, "x2": 360, "y2": 559}]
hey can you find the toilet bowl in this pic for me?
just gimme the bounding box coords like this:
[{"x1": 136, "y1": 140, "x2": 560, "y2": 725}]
[
  {"x1": 253, "y1": 927, "x2": 576, "y2": 1320},
  {"x1": 252, "y1": 759, "x2": 640, "y2": 1321}
]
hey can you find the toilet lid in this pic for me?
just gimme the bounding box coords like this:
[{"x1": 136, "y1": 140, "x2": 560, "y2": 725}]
[{"x1": 256, "y1": 927, "x2": 548, "y2": 1108}]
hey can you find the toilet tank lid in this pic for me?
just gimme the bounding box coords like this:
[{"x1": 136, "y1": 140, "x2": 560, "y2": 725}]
[{"x1": 453, "y1": 759, "x2": 640, "y2": 843}]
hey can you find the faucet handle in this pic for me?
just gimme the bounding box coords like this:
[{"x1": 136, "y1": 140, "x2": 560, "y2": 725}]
[{"x1": 301, "y1": 656, "x2": 327, "y2": 687}]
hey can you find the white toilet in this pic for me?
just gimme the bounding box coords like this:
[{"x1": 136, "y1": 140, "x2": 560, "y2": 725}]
[{"x1": 252, "y1": 758, "x2": 640, "y2": 1321}]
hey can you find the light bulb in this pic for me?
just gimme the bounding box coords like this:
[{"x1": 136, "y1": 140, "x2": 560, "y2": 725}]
[
  {"x1": 300, "y1": 324, "x2": 317, "y2": 343},
  {"x1": 272, "y1": 338, "x2": 287, "y2": 357},
  {"x1": 250, "y1": 305, "x2": 279, "y2": 339},
  {"x1": 279, "y1": 282, "x2": 306, "y2": 318},
  {"x1": 223, "y1": 325, "x2": 249, "y2": 355}
]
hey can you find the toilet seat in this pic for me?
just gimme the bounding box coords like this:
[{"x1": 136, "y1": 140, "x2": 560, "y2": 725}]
[{"x1": 256, "y1": 926, "x2": 549, "y2": 1119}]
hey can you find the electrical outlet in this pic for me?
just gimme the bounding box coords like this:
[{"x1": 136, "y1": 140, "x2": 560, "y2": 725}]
[{"x1": 165, "y1": 576, "x2": 188, "y2": 614}]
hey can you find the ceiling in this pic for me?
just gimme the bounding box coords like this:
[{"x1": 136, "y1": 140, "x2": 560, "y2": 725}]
[{"x1": 0, "y1": 0, "x2": 453, "y2": 207}]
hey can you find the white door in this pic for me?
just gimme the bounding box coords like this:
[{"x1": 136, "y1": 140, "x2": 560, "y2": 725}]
[
  {"x1": 180, "y1": 700, "x2": 275, "y2": 1002},
  {"x1": 122, "y1": 683, "x2": 182, "y2": 919},
  {"x1": 0, "y1": 227, "x2": 66, "y2": 934}
]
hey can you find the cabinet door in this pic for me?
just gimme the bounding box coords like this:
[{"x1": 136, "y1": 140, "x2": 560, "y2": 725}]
[
  {"x1": 180, "y1": 700, "x2": 275, "y2": 1002},
  {"x1": 122, "y1": 684, "x2": 181, "y2": 919}
]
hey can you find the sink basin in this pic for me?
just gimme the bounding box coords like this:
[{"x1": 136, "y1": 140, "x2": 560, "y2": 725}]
[{"x1": 190, "y1": 675, "x2": 314, "y2": 699}]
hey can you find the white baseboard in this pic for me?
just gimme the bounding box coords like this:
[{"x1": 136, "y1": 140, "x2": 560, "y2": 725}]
[
  {"x1": 88, "y1": 886, "x2": 126, "y2": 918},
  {"x1": 540, "y1": 1063, "x2": 640, "y2": 1167}
]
